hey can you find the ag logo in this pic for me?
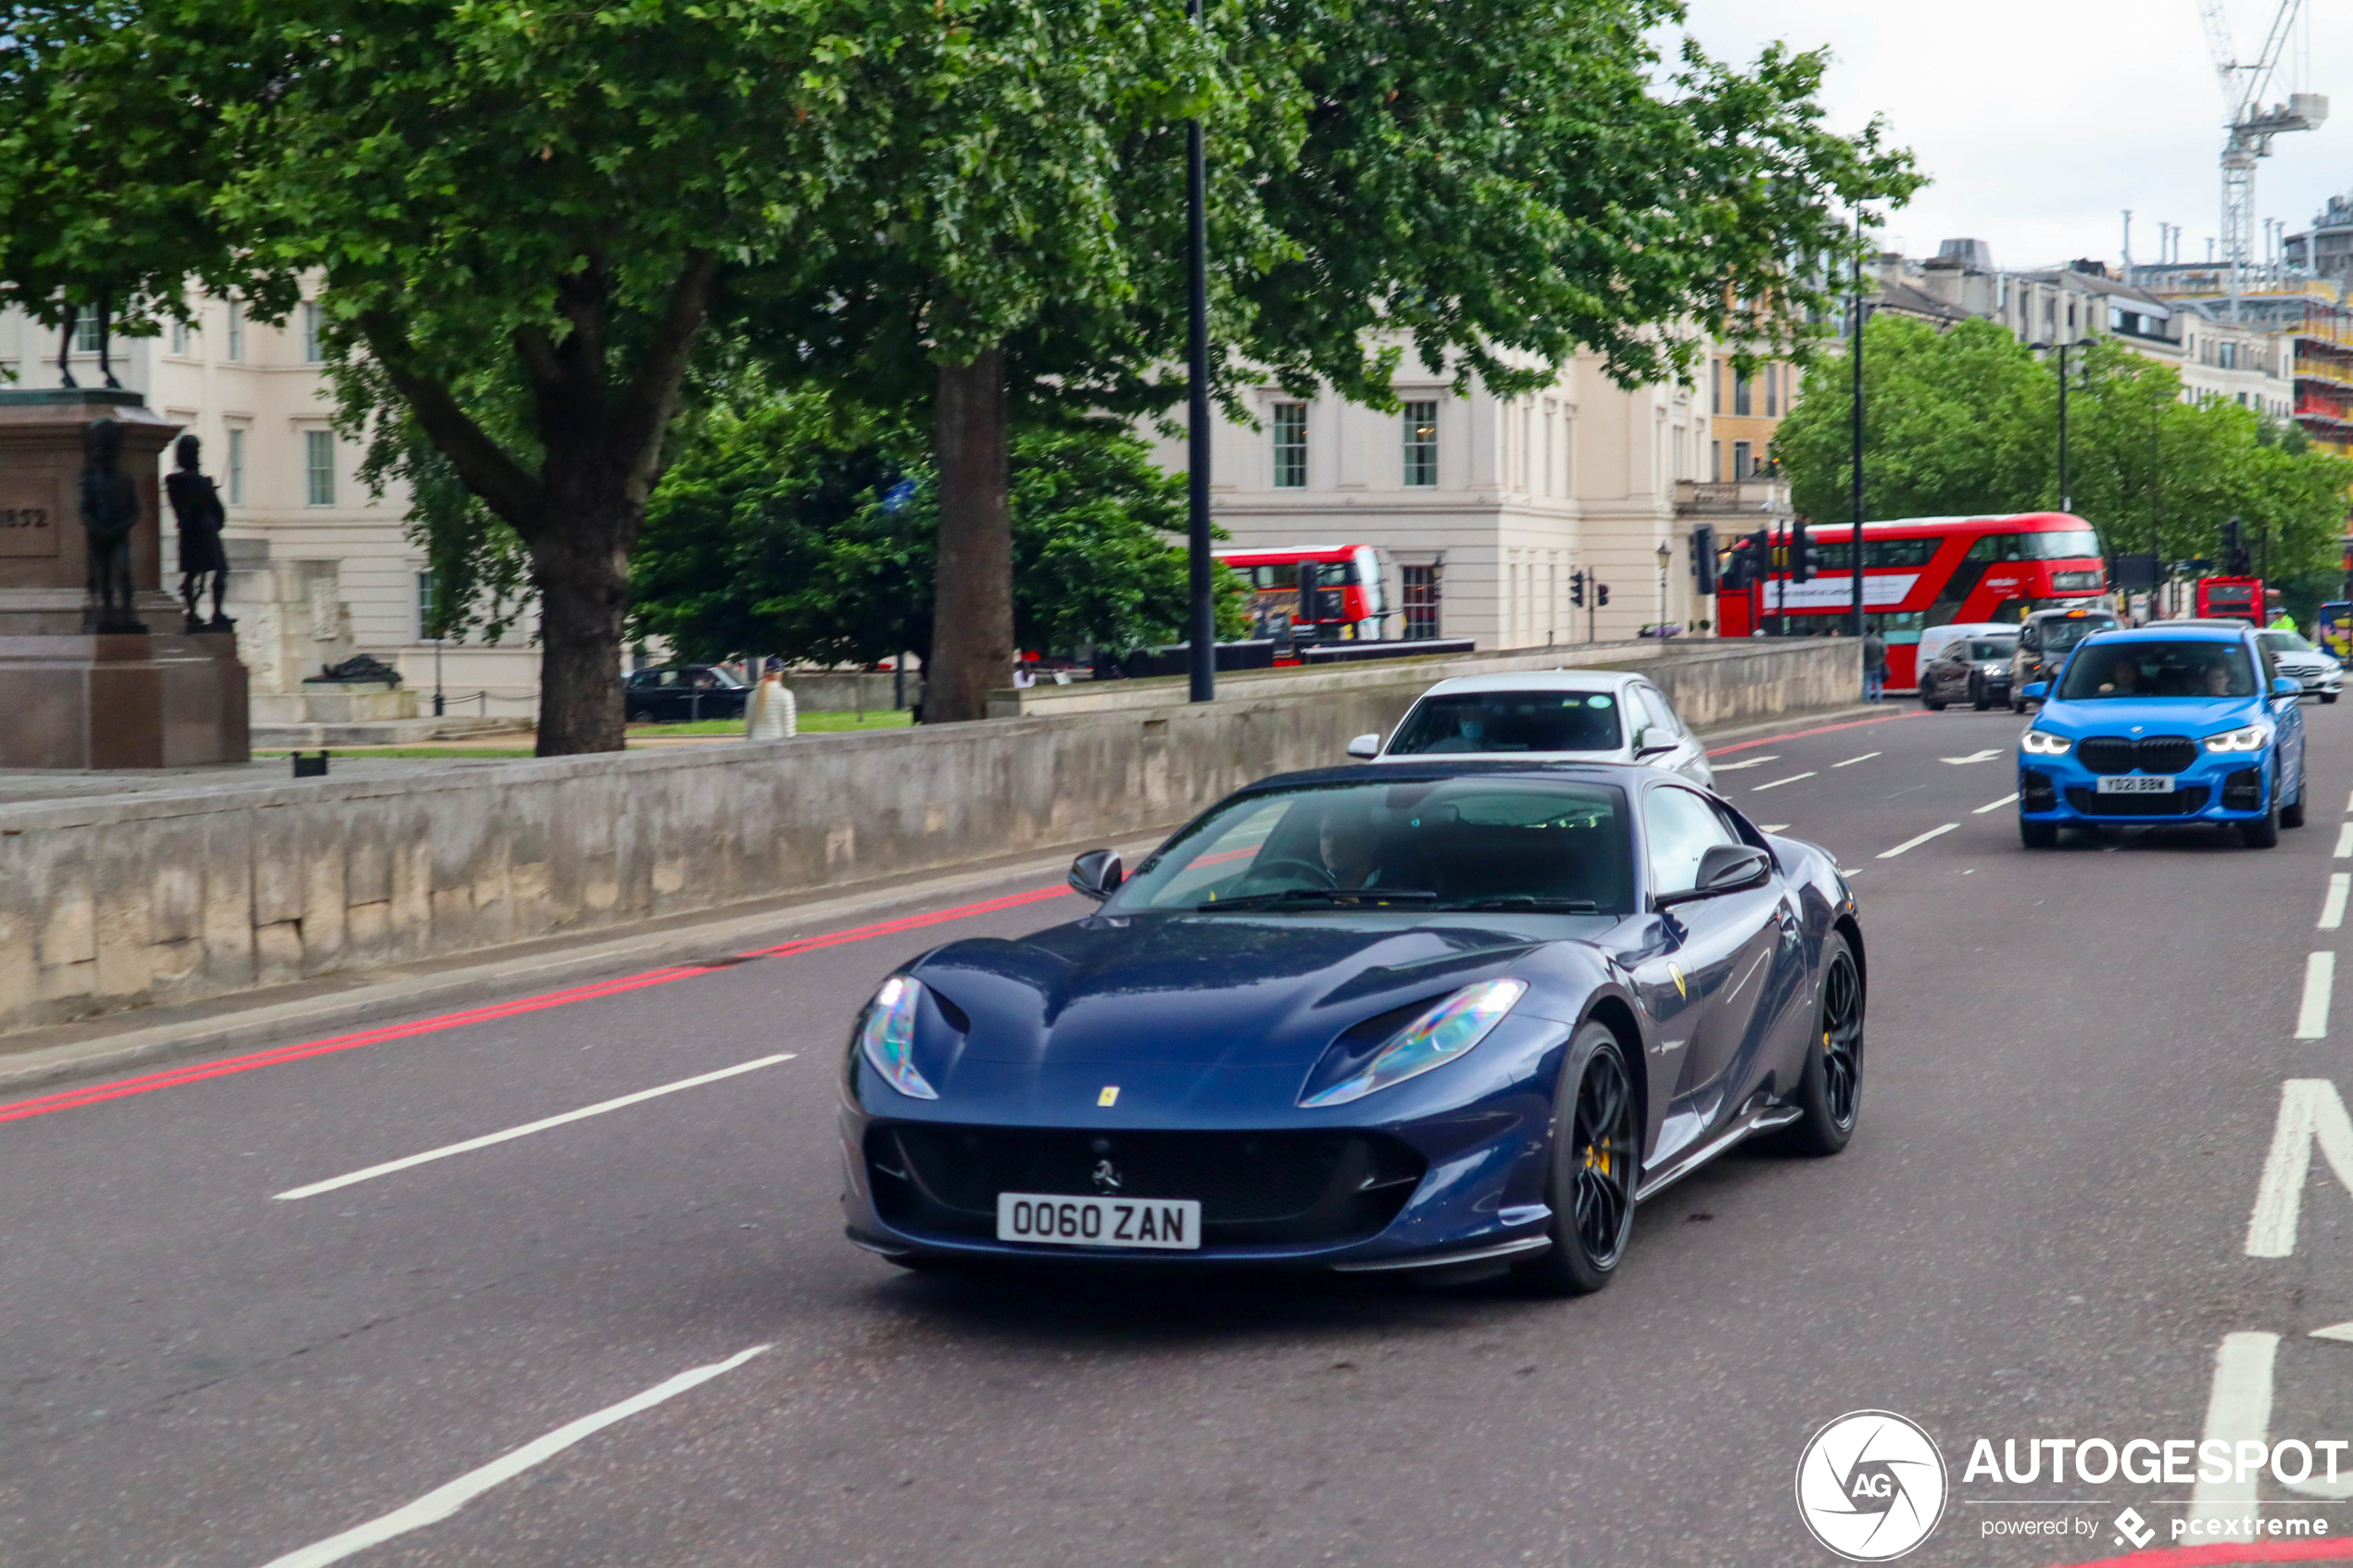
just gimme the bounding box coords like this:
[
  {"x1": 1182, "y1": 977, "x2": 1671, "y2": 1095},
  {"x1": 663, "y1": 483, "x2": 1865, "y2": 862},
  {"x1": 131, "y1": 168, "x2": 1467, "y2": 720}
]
[{"x1": 1794, "y1": 1410, "x2": 1947, "y2": 1561}]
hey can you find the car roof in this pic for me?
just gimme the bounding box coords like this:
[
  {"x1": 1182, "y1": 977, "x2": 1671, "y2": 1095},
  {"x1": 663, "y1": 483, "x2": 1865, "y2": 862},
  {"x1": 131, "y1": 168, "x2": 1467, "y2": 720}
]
[
  {"x1": 1410, "y1": 671, "x2": 1641, "y2": 697},
  {"x1": 1247, "y1": 759, "x2": 1678, "y2": 794},
  {"x1": 2082, "y1": 623, "x2": 2249, "y2": 643},
  {"x1": 2024, "y1": 606, "x2": 2120, "y2": 621}
]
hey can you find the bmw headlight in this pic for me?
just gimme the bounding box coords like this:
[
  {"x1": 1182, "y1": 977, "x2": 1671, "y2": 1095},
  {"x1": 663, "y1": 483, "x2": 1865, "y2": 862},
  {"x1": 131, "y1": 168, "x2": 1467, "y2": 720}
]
[
  {"x1": 2020, "y1": 729, "x2": 2071, "y2": 756},
  {"x1": 1299, "y1": 979, "x2": 1528, "y2": 1109},
  {"x1": 855, "y1": 975, "x2": 938, "y2": 1099},
  {"x1": 2205, "y1": 723, "x2": 2270, "y2": 753}
]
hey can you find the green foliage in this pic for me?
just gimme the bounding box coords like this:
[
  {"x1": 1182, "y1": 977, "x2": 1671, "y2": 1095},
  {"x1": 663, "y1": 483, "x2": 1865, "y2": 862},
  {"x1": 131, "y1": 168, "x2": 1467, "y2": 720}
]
[
  {"x1": 632, "y1": 395, "x2": 1245, "y2": 665},
  {"x1": 1777, "y1": 314, "x2": 2353, "y2": 580}
]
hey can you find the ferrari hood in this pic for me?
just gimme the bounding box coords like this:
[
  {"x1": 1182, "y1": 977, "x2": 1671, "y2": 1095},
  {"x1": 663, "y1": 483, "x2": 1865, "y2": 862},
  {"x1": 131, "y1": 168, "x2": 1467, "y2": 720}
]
[{"x1": 912, "y1": 914, "x2": 1549, "y2": 1071}]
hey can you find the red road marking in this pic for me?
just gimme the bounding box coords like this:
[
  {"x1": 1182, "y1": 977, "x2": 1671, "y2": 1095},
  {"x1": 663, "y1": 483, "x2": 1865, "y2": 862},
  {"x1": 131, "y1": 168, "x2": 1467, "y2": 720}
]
[
  {"x1": 0, "y1": 882, "x2": 1074, "y2": 1125},
  {"x1": 2048, "y1": 1539, "x2": 2353, "y2": 1566},
  {"x1": 1708, "y1": 709, "x2": 1931, "y2": 757}
]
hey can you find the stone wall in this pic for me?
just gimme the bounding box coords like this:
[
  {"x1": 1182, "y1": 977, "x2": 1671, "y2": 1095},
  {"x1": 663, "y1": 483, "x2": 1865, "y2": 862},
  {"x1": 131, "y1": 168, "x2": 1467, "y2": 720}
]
[{"x1": 0, "y1": 636, "x2": 1854, "y2": 1035}]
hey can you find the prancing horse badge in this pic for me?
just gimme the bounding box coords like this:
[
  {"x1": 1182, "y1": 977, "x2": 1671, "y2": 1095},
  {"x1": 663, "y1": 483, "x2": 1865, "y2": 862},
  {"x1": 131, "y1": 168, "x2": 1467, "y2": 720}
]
[{"x1": 1098, "y1": 1085, "x2": 1120, "y2": 1107}]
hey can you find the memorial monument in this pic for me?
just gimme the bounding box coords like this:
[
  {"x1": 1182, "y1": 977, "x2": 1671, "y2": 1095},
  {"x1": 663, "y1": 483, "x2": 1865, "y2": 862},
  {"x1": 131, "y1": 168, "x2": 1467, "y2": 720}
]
[{"x1": 0, "y1": 388, "x2": 249, "y2": 767}]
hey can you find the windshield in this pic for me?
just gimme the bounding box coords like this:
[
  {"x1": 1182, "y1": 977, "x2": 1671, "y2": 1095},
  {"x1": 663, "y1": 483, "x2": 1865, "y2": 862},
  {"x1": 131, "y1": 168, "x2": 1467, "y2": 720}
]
[
  {"x1": 1387, "y1": 691, "x2": 1623, "y2": 755},
  {"x1": 2000, "y1": 529, "x2": 2103, "y2": 561},
  {"x1": 2057, "y1": 641, "x2": 2258, "y2": 700},
  {"x1": 2260, "y1": 631, "x2": 2317, "y2": 655},
  {"x1": 2039, "y1": 615, "x2": 2118, "y2": 652},
  {"x1": 1113, "y1": 778, "x2": 1636, "y2": 914},
  {"x1": 1967, "y1": 640, "x2": 2015, "y2": 660}
]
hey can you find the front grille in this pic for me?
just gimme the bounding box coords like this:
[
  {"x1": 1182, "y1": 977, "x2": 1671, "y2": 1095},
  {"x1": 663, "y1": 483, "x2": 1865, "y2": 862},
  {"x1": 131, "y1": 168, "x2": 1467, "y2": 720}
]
[
  {"x1": 868, "y1": 1123, "x2": 1428, "y2": 1248},
  {"x1": 2065, "y1": 786, "x2": 2211, "y2": 817},
  {"x1": 2076, "y1": 734, "x2": 2195, "y2": 775}
]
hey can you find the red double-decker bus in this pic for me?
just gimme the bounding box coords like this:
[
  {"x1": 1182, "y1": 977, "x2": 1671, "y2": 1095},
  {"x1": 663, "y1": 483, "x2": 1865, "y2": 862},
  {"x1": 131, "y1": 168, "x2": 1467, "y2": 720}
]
[
  {"x1": 1214, "y1": 544, "x2": 1390, "y2": 643},
  {"x1": 1716, "y1": 511, "x2": 2108, "y2": 691}
]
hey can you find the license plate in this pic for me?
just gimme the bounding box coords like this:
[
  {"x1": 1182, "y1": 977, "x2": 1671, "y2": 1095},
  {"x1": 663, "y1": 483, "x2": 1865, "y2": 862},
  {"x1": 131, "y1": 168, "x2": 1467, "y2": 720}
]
[
  {"x1": 2096, "y1": 775, "x2": 2175, "y2": 795},
  {"x1": 996, "y1": 1192, "x2": 1202, "y2": 1250}
]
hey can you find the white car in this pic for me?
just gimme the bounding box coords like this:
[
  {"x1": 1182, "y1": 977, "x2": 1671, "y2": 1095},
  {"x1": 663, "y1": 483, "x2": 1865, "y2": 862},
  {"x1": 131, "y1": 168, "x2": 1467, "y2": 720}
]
[
  {"x1": 1348, "y1": 671, "x2": 1714, "y2": 788},
  {"x1": 2259, "y1": 629, "x2": 2345, "y2": 703}
]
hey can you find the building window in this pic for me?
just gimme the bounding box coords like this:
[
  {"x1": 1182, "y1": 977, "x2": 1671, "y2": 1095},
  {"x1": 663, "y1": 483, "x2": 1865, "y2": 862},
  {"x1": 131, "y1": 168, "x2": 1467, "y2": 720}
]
[
  {"x1": 71, "y1": 314, "x2": 102, "y2": 353},
  {"x1": 305, "y1": 429, "x2": 335, "y2": 506},
  {"x1": 1732, "y1": 440, "x2": 1753, "y2": 480},
  {"x1": 1402, "y1": 400, "x2": 1438, "y2": 486},
  {"x1": 1765, "y1": 364, "x2": 1779, "y2": 418},
  {"x1": 417, "y1": 571, "x2": 439, "y2": 640},
  {"x1": 2219, "y1": 341, "x2": 2239, "y2": 370},
  {"x1": 1271, "y1": 402, "x2": 1307, "y2": 488},
  {"x1": 1711, "y1": 359, "x2": 1721, "y2": 414},
  {"x1": 1733, "y1": 372, "x2": 1752, "y2": 417},
  {"x1": 1402, "y1": 564, "x2": 1441, "y2": 639},
  {"x1": 225, "y1": 428, "x2": 246, "y2": 506},
  {"x1": 170, "y1": 318, "x2": 189, "y2": 355},
  {"x1": 300, "y1": 301, "x2": 324, "y2": 364},
  {"x1": 1710, "y1": 440, "x2": 1722, "y2": 482},
  {"x1": 226, "y1": 299, "x2": 244, "y2": 362}
]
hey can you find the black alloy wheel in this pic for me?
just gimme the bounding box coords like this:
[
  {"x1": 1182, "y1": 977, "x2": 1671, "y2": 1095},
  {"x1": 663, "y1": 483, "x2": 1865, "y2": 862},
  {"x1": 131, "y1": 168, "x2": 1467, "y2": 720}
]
[
  {"x1": 1517, "y1": 1022, "x2": 1638, "y2": 1297},
  {"x1": 1780, "y1": 932, "x2": 1862, "y2": 1156}
]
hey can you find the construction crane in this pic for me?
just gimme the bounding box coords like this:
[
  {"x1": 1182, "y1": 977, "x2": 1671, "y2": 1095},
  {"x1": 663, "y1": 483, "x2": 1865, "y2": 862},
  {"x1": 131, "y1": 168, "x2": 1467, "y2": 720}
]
[{"x1": 2196, "y1": 0, "x2": 2327, "y2": 308}]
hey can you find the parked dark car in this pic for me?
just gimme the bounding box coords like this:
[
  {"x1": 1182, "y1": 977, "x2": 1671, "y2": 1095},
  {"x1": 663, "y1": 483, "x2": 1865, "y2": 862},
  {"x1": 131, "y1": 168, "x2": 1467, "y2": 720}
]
[
  {"x1": 623, "y1": 664, "x2": 749, "y2": 723},
  {"x1": 1919, "y1": 633, "x2": 2018, "y2": 711},
  {"x1": 2008, "y1": 607, "x2": 2120, "y2": 712}
]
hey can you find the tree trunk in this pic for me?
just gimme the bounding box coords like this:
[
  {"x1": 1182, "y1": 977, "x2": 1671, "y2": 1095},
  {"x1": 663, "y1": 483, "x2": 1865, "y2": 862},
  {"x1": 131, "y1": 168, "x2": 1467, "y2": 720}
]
[
  {"x1": 530, "y1": 483, "x2": 636, "y2": 756},
  {"x1": 927, "y1": 348, "x2": 1013, "y2": 723}
]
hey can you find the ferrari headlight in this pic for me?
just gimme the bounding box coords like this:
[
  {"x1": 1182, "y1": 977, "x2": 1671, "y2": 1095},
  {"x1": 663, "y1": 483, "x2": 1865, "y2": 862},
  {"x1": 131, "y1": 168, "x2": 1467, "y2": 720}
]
[
  {"x1": 1300, "y1": 979, "x2": 1528, "y2": 1109},
  {"x1": 2020, "y1": 729, "x2": 2071, "y2": 756},
  {"x1": 2205, "y1": 723, "x2": 2270, "y2": 753},
  {"x1": 856, "y1": 975, "x2": 937, "y2": 1099}
]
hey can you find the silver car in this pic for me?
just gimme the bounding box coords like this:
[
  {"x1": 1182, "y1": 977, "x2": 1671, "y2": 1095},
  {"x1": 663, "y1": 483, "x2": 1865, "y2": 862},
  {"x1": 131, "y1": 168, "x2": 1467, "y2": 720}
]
[
  {"x1": 1348, "y1": 671, "x2": 1714, "y2": 788},
  {"x1": 2259, "y1": 629, "x2": 2344, "y2": 704}
]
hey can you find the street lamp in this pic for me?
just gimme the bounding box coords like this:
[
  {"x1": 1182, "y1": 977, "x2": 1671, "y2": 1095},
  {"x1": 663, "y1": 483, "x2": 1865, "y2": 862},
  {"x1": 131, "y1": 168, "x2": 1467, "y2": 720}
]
[
  {"x1": 1183, "y1": 0, "x2": 1215, "y2": 704},
  {"x1": 1655, "y1": 541, "x2": 1673, "y2": 630},
  {"x1": 2028, "y1": 335, "x2": 2098, "y2": 513}
]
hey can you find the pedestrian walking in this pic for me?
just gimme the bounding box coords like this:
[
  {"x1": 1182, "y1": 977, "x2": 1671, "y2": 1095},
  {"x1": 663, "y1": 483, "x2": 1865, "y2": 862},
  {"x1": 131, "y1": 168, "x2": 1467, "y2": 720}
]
[
  {"x1": 745, "y1": 656, "x2": 798, "y2": 740},
  {"x1": 1861, "y1": 628, "x2": 1887, "y2": 704}
]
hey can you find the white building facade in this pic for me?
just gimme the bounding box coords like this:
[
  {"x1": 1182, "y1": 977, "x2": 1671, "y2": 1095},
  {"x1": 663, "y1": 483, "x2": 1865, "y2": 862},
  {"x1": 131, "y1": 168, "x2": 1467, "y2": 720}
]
[{"x1": 1150, "y1": 347, "x2": 1720, "y2": 649}]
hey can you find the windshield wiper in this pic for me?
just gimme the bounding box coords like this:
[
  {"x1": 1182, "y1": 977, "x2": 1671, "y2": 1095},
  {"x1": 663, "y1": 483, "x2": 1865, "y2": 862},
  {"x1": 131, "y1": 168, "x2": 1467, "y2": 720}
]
[
  {"x1": 1436, "y1": 896, "x2": 1600, "y2": 913},
  {"x1": 1192, "y1": 888, "x2": 1440, "y2": 911}
]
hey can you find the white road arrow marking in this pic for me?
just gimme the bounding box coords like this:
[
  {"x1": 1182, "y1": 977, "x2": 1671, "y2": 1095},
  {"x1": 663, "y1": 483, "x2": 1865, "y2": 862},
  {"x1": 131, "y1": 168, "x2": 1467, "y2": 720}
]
[
  {"x1": 2189, "y1": 1332, "x2": 2279, "y2": 1528},
  {"x1": 2309, "y1": 1323, "x2": 2353, "y2": 1343},
  {"x1": 1711, "y1": 756, "x2": 1779, "y2": 771},
  {"x1": 1940, "y1": 749, "x2": 2003, "y2": 765},
  {"x1": 2246, "y1": 1079, "x2": 2353, "y2": 1257}
]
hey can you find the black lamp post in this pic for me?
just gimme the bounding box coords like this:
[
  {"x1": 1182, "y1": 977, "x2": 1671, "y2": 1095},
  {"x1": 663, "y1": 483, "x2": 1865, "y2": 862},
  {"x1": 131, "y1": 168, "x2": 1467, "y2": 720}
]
[
  {"x1": 1848, "y1": 263, "x2": 1869, "y2": 643},
  {"x1": 1183, "y1": 0, "x2": 1215, "y2": 704},
  {"x1": 2028, "y1": 335, "x2": 2098, "y2": 512}
]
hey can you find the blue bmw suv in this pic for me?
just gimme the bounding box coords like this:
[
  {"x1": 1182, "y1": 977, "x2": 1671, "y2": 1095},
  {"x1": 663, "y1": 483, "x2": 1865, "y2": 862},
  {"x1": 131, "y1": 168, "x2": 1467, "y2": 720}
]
[{"x1": 2017, "y1": 622, "x2": 2308, "y2": 848}]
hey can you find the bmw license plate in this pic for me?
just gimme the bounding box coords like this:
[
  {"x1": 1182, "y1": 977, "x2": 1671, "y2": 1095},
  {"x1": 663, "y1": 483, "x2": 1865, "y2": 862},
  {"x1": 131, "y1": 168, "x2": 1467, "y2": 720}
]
[
  {"x1": 996, "y1": 1192, "x2": 1202, "y2": 1250},
  {"x1": 2096, "y1": 775, "x2": 2175, "y2": 795}
]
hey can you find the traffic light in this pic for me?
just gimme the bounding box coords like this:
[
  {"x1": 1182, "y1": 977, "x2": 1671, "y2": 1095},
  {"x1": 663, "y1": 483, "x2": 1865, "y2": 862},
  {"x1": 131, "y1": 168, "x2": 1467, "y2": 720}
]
[
  {"x1": 1569, "y1": 569, "x2": 1586, "y2": 608},
  {"x1": 1790, "y1": 521, "x2": 1820, "y2": 583},
  {"x1": 1691, "y1": 525, "x2": 1719, "y2": 595},
  {"x1": 1595, "y1": 582, "x2": 1610, "y2": 608},
  {"x1": 2225, "y1": 516, "x2": 2252, "y2": 576}
]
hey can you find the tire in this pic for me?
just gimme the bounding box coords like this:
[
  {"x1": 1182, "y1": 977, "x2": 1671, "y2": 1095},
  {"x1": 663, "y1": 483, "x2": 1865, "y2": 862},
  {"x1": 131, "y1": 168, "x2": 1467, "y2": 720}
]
[
  {"x1": 1514, "y1": 1022, "x2": 1639, "y2": 1298},
  {"x1": 625, "y1": 707, "x2": 650, "y2": 724},
  {"x1": 1778, "y1": 931, "x2": 1863, "y2": 1157},
  {"x1": 2324, "y1": 693, "x2": 2338, "y2": 705},
  {"x1": 1970, "y1": 677, "x2": 1991, "y2": 711},
  {"x1": 2020, "y1": 819, "x2": 2058, "y2": 848},
  {"x1": 2284, "y1": 770, "x2": 2309, "y2": 829},
  {"x1": 2244, "y1": 793, "x2": 2282, "y2": 848},
  {"x1": 1923, "y1": 694, "x2": 1947, "y2": 711},
  {"x1": 2010, "y1": 697, "x2": 2027, "y2": 715}
]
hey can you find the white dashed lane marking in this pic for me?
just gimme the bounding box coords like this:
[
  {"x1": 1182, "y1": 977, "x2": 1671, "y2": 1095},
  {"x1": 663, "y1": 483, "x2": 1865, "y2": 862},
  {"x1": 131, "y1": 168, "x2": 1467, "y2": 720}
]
[
  {"x1": 2296, "y1": 955, "x2": 2337, "y2": 1041},
  {"x1": 1751, "y1": 772, "x2": 1816, "y2": 792},
  {"x1": 2323, "y1": 874, "x2": 2349, "y2": 932},
  {"x1": 1832, "y1": 752, "x2": 1881, "y2": 768},
  {"x1": 1712, "y1": 756, "x2": 1780, "y2": 772},
  {"x1": 2335, "y1": 822, "x2": 2353, "y2": 859},
  {"x1": 1877, "y1": 823, "x2": 1957, "y2": 859},
  {"x1": 1974, "y1": 794, "x2": 2019, "y2": 814}
]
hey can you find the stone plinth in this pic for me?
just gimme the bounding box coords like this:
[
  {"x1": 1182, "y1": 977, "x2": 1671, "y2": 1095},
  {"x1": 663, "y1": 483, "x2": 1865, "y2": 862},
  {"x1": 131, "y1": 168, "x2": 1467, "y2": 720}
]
[
  {"x1": 0, "y1": 633, "x2": 249, "y2": 768},
  {"x1": 0, "y1": 390, "x2": 250, "y2": 766}
]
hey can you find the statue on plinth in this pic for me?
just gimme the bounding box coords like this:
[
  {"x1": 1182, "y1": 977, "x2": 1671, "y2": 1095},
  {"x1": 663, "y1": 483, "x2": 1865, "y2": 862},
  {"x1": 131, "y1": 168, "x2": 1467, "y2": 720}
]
[
  {"x1": 165, "y1": 434, "x2": 233, "y2": 632},
  {"x1": 80, "y1": 416, "x2": 145, "y2": 633}
]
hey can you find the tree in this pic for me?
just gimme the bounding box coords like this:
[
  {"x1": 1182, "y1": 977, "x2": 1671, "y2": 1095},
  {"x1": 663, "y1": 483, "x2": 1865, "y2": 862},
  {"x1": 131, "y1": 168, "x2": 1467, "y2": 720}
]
[
  {"x1": 632, "y1": 394, "x2": 1247, "y2": 668},
  {"x1": 775, "y1": 2, "x2": 1922, "y2": 719},
  {"x1": 1777, "y1": 312, "x2": 2353, "y2": 580},
  {"x1": 0, "y1": 0, "x2": 999, "y2": 753}
]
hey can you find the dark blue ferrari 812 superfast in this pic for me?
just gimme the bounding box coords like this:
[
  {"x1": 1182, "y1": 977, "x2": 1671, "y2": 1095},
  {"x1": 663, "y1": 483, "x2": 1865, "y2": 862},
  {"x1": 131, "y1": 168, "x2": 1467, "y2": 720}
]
[{"x1": 840, "y1": 760, "x2": 1863, "y2": 1294}]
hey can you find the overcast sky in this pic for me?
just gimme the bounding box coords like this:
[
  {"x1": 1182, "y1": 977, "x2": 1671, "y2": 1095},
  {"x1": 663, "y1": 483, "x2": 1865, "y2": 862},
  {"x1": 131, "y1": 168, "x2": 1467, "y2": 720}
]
[{"x1": 1675, "y1": 0, "x2": 2352, "y2": 272}]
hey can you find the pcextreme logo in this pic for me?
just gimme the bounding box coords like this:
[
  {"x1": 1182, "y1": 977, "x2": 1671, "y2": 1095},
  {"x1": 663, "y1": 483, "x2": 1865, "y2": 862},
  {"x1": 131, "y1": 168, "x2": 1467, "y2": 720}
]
[{"x1": 1795, "y1": 1410, "x2": 1951, "y2": 1562}]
